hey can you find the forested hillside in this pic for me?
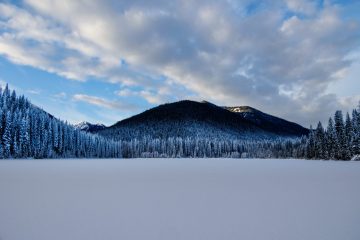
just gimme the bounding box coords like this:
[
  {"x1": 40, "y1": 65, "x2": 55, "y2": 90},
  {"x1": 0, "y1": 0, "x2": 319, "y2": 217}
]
[
  {"x1": 96, "y1": 100, "x2": 308, "y2": 141},
  {"x1": 0, "y1": 85, "x2": 121, "y2": 158}
]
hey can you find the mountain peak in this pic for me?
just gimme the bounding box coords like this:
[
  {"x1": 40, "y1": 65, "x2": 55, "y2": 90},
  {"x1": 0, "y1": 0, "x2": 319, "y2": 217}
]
[
  {"x1": 74, "y1": 121, "x2": 106, "y2": 133},
  {"x1": 225, "y1": 106, "x2": 257, "y2": 113}
]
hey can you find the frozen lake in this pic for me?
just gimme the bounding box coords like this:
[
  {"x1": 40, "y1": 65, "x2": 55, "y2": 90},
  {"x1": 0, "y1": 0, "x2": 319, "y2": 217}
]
[{"x1": 0, "y1": 159, "x2": 359, "y2": 240}]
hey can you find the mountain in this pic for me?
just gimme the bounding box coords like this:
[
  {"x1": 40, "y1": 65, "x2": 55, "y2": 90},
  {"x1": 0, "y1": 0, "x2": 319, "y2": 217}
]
[
  {"x1": 95, "y1": 100, "x2": 308, "y2": 141},
  {"x1": 74, "y1": 121, "x2": 106, "y2": 133},
  {"x1": 224, "y1": 106, "x2": 309, "y2": 137},
  {"x1": 4, "y1": 84, "x2": 356, "y2": 160}
]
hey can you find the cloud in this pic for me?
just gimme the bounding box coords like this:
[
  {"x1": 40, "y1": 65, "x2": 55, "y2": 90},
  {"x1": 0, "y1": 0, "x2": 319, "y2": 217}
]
[
  {"x1": 285, "y1": 0, "x2": 316, "y2": 15},
  {"x1": 73, "y1": 94, "x2": 138, "y2": 111},
  {"x1": 117, "y1": 84, "x2": 193, "y2": 104},
  {"x1": 0, "y1": 0, "x2": 359, "y2": 126},
  {"x1": 27, "y1": 89, "x2": 41, "y2": 95},
  {"x1": 53, "y1": 92, "x2": 67, "y2": 99}
]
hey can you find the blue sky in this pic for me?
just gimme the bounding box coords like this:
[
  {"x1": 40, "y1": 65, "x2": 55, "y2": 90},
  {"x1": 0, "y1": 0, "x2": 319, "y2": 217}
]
[{"x1": 0, "y1": 0, "x2": 359, "y2": 126}]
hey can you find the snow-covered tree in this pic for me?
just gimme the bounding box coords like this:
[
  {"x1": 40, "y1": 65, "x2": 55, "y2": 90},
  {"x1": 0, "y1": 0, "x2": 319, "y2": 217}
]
[
  {"x1": 0, "y1": 86, "x2": 122, "y2": 159},
  {"x1": 314, "y1": 122, "x2": 325, "y2": 159},
  {"x1": 2, "y1": 111, "x2": 12, "y2": 158}
]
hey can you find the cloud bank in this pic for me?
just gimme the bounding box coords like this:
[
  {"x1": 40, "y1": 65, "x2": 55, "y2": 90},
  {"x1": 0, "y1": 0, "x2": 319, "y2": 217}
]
[{"x1": 0, "y1": 0, "x2": 359, "y2": 126}]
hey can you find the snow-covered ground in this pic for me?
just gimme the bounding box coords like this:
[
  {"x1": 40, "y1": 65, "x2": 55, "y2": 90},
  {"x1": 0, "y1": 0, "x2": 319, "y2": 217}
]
[{"x1": 0, "y1": 159, "x2": 359, "y2": 240}]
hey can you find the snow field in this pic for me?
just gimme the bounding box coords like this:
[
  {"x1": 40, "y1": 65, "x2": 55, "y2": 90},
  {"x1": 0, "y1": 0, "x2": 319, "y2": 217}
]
[{"x1": 0, "y1": 158, "x2": 359, "y2": 240}]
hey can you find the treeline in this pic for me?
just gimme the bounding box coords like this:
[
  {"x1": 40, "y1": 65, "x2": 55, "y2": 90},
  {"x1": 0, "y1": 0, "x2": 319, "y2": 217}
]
[
  {"x1": 1, "y1": 85, "x2": 359, "y2": 160},
  {"x1": 305, "y1": 108, "x2": 360, "y2": 160},
  {"x1": 118, "y1": 136, "x2": 306, "y2": 158},
  {"x1": 0, "y1": 85, "x2": 122, "y2": 159}
]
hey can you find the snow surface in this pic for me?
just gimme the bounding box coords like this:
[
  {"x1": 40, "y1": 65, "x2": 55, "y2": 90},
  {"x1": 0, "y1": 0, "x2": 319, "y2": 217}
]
[{"x1": 0, "y1": 159, "x2": 359, "y2": 240}]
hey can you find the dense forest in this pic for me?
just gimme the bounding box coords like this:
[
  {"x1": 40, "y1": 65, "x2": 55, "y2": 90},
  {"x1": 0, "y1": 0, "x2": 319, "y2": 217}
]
[
  {"x1": 0, "y1": 85, "x2": 122, "y2": 158},
  {"x1": 305, "y1": 109, "x2": 360, "y2": 160},
  {"x1": 0, "y1": 85, "x2": 359, "y2": 160}
]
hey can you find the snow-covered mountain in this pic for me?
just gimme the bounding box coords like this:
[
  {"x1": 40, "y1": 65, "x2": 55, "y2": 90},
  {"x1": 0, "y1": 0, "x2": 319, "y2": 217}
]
[
  {"x1": 94, "y1": 100, "x2": 309, "y2": 141},
  {"x1": 74, "y1": 121, "x2": 106, "y2": 133}
]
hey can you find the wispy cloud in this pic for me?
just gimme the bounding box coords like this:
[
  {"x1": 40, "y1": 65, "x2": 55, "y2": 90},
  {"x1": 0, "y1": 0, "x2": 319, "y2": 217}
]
[
  {"x1": 73, "y1": 94, "x2": 138, "y2": 111},
  {"x1": 53, "y1": 92, "x2": 67, "y2": 99},
  {"x1": 27, "y1": 89, "x2": 41, "y2": 95},
  {"x1": 285, "y1": 0, "x2": 317, "y2": 15}
]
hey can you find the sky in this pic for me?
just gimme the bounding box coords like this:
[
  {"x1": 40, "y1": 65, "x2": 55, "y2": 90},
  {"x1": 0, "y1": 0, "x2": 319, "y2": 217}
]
[{"x1": 0, "y1": 0, "x2": 359, "y2": 127}]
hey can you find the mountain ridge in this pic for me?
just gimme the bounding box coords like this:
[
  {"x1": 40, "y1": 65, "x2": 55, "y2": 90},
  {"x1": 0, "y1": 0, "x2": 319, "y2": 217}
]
[
  {"x1": 93, "y1": 100, "x2": 308, "y2": 141},
  {"x1": 224, "y1": 106, "x2": 309, "y2": 136}
]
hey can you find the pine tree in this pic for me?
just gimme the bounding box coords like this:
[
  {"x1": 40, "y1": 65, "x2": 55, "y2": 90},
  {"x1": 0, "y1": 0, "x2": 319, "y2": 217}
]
[
  {"x1": 19, "y1": 115, "x2": 30, "y2": 157},
  {"x1": 305, "y1": 126, "x2": 315, "y2": 159},
  {"x1": 314, "y1": 122, "x2": 325, "y2": 159},
  {"x1": 326, "y1": 118, "x2": 336, "y2": 160},
  {"x1": 334, "y1": 111, "x2": 346, "y2": 160},
  {"x1": 2, "y1": 111, "x2": 12, "y2": 158},
  {"x1": 344, "y1": 112, "x2": 353, "y2": 159},
  {"x1": 3, "y1": 84, "x2": 10, "y2": 107},
  {"x1": 352, "y1": 109, "x2": 360, "y2": 155}
]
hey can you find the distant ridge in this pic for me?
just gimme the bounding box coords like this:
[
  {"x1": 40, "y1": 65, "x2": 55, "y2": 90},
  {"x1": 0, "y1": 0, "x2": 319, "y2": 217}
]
[{"x1": 74, "y1": 121, "x2": 106, "y2": 133}]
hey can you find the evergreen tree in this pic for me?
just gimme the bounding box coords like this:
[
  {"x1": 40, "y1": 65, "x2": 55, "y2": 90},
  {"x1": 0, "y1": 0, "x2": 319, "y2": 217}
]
[
  {"x1": 326, "y1": 118, "x2": 336, "y2": 160},
  {"x1": 305, "y1": 126, "x2": 315, "y2": 159},
  {"x1": 352, "y1": 109, "x2": 360, "y2": 156},
  {"x1": 344, "y1": 112, "x2": 353, "y2": 159},
  {"x1": 334, "y1": 111, "x2": 346, "y2": 160},
  {"x1": 314, "y1": 122, "x2": 325, "y2": 159},
  {"x1": 19, "y1": 115, "x2": 30, "y2": 157},
  {"x1": 2, "y1": 111, "x2": 12, "y2": 158}
]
